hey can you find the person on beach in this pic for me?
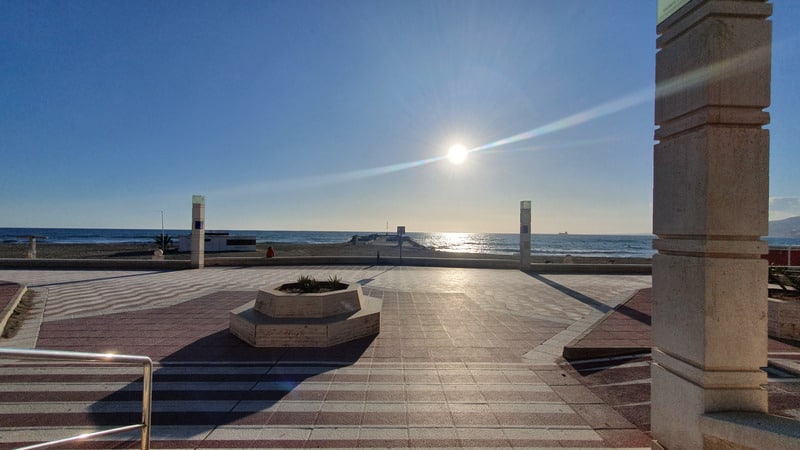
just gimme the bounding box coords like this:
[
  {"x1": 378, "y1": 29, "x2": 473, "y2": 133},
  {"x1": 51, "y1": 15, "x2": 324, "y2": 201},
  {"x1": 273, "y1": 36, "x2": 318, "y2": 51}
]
[{"x1": 266, "y1": 246, "x2": 275, "y2": 258}]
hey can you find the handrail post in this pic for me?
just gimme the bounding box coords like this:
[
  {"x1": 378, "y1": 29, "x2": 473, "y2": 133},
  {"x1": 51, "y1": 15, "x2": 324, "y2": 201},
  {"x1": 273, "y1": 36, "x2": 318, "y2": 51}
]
[
  {"x1": 141, "y1": 359, "x2": 152, "y2": 450},
  {"x1": 0, "y1": 348, "x2": 153, "y2": 450}
]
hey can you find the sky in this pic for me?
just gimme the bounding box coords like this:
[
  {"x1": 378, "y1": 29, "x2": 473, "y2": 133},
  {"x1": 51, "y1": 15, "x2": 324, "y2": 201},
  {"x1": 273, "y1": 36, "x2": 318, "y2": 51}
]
[{"x1": 2, "y1": 0, "x2": 799, "y2": 234}]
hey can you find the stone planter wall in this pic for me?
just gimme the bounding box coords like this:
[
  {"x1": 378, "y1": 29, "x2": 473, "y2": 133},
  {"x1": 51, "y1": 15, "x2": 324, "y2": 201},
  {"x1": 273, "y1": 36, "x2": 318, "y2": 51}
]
[
  {"x1": 768, "y1": 297, "x2": 800, "y2": 341},
  {"x1": 230, "y1": 282, "x2": 382, "y2": 347},
  {"x1": 255, "y1": 284, "x2": 362, "y2": 319}
]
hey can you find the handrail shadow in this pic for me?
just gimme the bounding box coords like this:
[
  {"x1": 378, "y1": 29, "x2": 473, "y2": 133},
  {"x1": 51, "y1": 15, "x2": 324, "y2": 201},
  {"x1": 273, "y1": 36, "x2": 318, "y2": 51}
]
[{"x1": 79, "y1": 290, "x2": 374, "y2": 433}]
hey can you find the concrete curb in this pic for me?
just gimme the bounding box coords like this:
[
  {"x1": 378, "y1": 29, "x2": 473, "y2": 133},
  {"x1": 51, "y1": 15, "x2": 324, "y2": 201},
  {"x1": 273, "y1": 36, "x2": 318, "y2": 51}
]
[
  {"x1": 0, "y1": 258, "x2": 191, "y2": 270},
  {"x1": 561, "y1": 289, "x2": 652, "y2": 362},
  {"x1": 770, "y1": 358, "x2": 800, "y2": 377},
  {"x1": 0, "y1": 282, "x2": 27, "y2": 335},
  {"x1": 562, "y1": 345, "x2": 652, "y2": 361}
]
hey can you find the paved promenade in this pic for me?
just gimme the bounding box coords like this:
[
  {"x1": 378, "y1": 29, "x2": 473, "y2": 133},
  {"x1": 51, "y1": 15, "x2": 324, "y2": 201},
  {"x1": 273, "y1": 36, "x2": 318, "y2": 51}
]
[
  {"x1": 562, "y1": 288, "x2": 800, "y2": 432},
  {"x1": 1, "y1": 266, "x2": 654, "y2": 448}
]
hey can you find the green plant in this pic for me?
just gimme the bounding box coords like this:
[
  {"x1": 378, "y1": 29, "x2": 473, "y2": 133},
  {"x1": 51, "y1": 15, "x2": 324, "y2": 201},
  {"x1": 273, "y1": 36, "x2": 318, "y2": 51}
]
[
  {"x1": 282, "y1": 274, "x2": 347, "y2": 294},
  {"x1": 296, "y1": 275, "x2": 320, "y2": 293},
  {"x1": 154, "y1": 233, "x2": 173, "y2": 252}
]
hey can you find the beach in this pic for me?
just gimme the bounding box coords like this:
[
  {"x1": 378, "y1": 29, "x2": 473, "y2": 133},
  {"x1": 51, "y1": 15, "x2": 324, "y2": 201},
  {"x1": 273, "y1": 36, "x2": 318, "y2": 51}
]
[{"x1": 0, "y1": 239, "x2": 652, "y2": 264}]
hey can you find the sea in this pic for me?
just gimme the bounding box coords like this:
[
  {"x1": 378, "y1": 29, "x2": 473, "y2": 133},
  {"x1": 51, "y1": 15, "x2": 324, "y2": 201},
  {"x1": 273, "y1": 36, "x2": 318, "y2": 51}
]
[{"x1": 3, "y1": 227, "x2": 800, "y2": 259}]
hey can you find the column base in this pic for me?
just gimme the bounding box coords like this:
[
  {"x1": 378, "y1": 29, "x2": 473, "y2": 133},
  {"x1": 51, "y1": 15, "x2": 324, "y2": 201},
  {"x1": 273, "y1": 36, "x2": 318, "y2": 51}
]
[{"x1": 652, "y1": 363, "x2": 767, "y2": 449}]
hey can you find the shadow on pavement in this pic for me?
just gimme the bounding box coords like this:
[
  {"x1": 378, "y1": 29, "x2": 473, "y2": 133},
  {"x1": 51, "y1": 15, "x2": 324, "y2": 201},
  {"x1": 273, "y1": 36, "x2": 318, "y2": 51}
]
[
  {"x1": 523, "y1": 272, "x2": 612, "y2": 313},
  {"x1": 83, "y1": 291, "x2": 374, "y2": 429}
]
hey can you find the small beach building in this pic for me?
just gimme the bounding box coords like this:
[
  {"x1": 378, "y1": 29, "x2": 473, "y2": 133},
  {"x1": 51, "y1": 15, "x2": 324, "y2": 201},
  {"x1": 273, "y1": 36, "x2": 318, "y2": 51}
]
[{"x1": 178, "y1": 232, "x2": 256, "y2": 253}]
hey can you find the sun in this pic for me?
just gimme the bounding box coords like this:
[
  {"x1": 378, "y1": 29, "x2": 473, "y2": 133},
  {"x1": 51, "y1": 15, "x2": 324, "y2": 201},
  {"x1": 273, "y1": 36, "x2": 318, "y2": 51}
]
[{"x1": 447, "y1": 144, "x2": 468, "y2": 164}]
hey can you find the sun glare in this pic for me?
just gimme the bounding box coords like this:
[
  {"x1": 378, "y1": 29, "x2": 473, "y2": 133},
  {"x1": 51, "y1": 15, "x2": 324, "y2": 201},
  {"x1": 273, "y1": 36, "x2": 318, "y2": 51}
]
[{"x1": 447, "y1": 144, "x2": 468, "y2": 164}]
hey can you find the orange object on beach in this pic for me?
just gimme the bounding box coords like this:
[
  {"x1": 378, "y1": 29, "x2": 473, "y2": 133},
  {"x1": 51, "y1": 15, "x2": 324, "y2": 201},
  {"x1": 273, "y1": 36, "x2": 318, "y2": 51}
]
[{"x1": 266, "y1": 246, "x2": 275, "y2": 258}]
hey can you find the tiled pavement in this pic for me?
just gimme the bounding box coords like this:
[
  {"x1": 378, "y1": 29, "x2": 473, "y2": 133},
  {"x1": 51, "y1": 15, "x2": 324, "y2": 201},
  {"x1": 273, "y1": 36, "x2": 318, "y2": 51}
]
[
  {"x1": 562, "y1": 288, "x2": 800, "y2": 433},
  {"x1": 0, "y1": 266, "x2": 654, "y2": 448},
  {"x1": 564, "y1": 288, "x2": 800, "y2": 359}
]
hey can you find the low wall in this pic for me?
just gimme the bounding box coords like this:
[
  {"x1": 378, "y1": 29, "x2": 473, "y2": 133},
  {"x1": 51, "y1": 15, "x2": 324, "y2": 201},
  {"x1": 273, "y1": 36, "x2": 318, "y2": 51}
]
[
  {"x1": 769, "y1": 297, "x2": 800, "y2": 341},
  {"x1": 700, "y1": 412, "x2": 800, "y2": 450},
  {"x1": 0, "y1": 258, "x2": 191, "y2": 271},
  {"x1": 0, "y1": 256, "x2": 652, "y2": 274},
  {"x1": 204, "y1": 256, "x2": 522, "y2": 269},
  {"x1": 205, "y1": 256, "x2": 652, "y2": 273}
]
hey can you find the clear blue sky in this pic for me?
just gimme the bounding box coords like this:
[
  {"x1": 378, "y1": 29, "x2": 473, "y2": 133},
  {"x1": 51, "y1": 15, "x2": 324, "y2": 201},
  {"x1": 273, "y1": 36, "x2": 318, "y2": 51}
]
[{"x1": 2, "y1": 1, "x2": 799, "y2": 234}]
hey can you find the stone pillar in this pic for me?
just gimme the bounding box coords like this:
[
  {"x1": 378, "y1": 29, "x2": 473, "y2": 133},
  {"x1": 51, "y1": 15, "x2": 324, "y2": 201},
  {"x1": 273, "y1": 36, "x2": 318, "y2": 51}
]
[
  {"x1": 27, "y1": 236, "x2": 37, "y2": 259},
  {"x1": 397, "y1": 226, "x2": 405, "y2": 261},
  {"x1": 191, "y1": 195, "x2": 205, "y2": 269},
  {"x1": 520, "y1": 201, "x2": 531, "y2": 268},
  {"x1": 652, "y1": 1, "x2": 772, "y2": 449},
  {"x1": 22, "y1": 235, "x2": 46, "y2": 259}
]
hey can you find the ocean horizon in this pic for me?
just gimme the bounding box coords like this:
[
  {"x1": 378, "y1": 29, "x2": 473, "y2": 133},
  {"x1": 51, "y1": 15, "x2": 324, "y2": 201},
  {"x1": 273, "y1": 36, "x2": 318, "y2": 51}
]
[{"x1": 3, "y1": 227, "x2": 800, "y2": 259}]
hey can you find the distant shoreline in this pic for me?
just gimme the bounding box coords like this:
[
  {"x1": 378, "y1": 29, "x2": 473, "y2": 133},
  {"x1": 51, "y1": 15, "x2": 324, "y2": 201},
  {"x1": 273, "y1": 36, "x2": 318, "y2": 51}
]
[
  {"x1": 0, "y1": 241, "x2": 653, "y2": 265},
  {"x1": 0, "y1": 228, "x2": 665, "y2": 259}
]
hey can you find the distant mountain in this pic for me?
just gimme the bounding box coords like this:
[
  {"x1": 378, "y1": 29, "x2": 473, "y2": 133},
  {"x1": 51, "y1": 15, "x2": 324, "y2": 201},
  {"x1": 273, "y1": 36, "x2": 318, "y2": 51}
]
[{"x1": 769, "y1": 216, "x2": 800, "y2": 238}]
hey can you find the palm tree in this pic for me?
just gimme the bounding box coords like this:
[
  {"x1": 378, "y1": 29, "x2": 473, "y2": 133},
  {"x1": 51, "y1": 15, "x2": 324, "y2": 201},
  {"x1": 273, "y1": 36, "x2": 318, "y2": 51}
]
[{"x1": 154, "y1": 233, "x2": 173, "y2": 253}]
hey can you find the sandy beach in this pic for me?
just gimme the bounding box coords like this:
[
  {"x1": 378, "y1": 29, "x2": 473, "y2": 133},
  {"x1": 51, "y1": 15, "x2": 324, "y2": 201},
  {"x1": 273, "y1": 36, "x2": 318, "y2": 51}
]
[{"x1": 0, "y1": 237, "x2": 652, "y2": 265}]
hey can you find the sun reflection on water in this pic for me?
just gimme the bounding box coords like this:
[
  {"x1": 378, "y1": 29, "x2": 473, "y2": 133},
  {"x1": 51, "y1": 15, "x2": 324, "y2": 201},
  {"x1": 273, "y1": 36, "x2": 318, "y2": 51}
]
[{"x1": 426, "y1": 232, "x2": 493, "y2": 254}]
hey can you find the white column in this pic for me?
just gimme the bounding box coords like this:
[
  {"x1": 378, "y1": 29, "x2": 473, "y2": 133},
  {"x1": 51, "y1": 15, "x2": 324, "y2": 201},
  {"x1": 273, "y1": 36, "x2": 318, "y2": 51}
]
[
  {"x1": 520, "y1": 201, "x2": 531, "y2": 268},
  {"x1": 191, "y1": 195, "x2": 205, "y2": 269},
  {"x1": 27, "y1": 236, "x2": 37, "y2": 259},
  {"x1": 652, "y1": 1, "x2": 772, "y2": 448}
]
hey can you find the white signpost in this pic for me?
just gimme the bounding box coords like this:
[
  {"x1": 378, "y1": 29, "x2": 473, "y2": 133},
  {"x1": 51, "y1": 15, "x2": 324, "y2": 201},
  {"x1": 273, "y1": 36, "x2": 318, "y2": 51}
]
[
  {"x1": 397, "y1": 226, "x2": 405, "y2": 261},
  {"x1": 520, "y1": 201, "x2": 531, "y2": 268},
  {"x1": 191, "y1": 195, "x2": 205, "y2": 269}
]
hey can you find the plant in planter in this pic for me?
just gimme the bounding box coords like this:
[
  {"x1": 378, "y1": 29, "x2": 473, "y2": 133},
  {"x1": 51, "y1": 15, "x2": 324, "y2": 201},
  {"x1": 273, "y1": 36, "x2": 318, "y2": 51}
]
[
  {"x1": 229, "y1": 273, "x2": 383, "y2": 347},
  {"x1": 154, "y1": 233, "x2": 173, "y2": 253},
  {"x1": 279, "y1": 275, "x2": 347, "y2": 294}
]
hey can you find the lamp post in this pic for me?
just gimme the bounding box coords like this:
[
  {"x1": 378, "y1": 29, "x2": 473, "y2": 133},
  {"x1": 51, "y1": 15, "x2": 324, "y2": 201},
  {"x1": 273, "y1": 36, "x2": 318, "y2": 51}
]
[{"x1": 160, "y1": 210, "x2": 165, "y2": 252}]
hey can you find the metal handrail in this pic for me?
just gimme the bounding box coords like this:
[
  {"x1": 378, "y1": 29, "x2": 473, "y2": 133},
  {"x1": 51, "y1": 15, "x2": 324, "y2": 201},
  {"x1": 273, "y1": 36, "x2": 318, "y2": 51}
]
[{"x1": 0, "y1": 348, "x2": 152, "y2": 450}]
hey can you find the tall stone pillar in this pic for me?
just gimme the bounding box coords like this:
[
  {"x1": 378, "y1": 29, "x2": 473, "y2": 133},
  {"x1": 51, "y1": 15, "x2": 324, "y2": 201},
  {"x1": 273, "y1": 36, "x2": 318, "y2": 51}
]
[
  {"x1": 520, "y1": 201, "x2": 531, "y2": 268},
  {"x1": 652, "y1": 1, "x2": 772, "y2": 448},
  {"x1": 27, "y1": 236, "x2": 38, "y2": 259},
  {"x1": 191, "y1": 195, "x2": 205, "y2": 269}
]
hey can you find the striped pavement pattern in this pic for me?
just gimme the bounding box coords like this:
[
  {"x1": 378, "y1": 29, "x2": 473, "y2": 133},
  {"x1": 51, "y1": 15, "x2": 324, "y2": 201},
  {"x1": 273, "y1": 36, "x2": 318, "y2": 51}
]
[
  {"x1": 0, "y1": 267, "x2": 651, "y2": 324},
  {"x1": 0, "y1": 267, "x2": 655, "y2": 448},
  {"x1": 35, "y1": 267, "x2": 388, "y2": 321},
  {"x1": 0, "y1": 361, "x2": 641, "y2": 449}
]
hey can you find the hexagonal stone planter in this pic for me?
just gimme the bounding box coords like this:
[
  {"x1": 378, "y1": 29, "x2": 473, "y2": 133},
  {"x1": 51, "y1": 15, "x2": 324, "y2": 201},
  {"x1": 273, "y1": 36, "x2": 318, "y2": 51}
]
[{"x1": 229, "y1": 282, "x2": 381, "y2": 347}]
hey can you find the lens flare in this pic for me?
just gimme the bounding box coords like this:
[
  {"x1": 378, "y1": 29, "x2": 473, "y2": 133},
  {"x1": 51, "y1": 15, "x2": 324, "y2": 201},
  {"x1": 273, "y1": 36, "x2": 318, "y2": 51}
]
[{"x1": 211, "y1": 42, "x2": 770, "y2": 198}]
